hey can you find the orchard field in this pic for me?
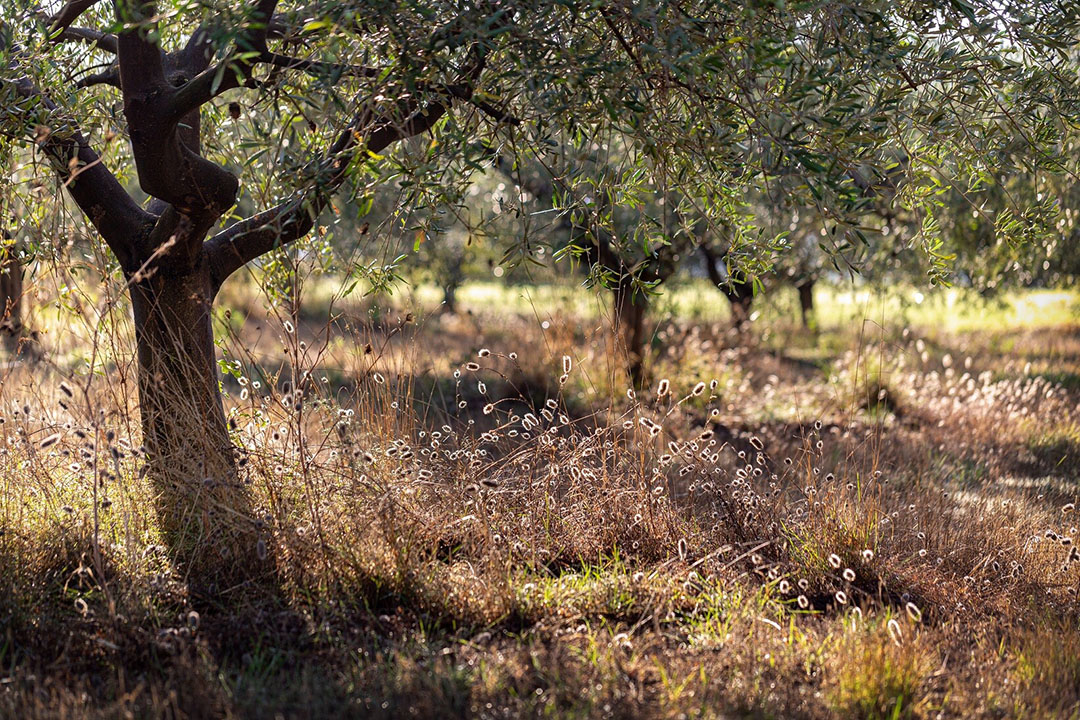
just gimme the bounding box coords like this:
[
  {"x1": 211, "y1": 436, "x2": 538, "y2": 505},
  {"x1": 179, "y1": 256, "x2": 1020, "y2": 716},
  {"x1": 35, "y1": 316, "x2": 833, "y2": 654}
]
[
  {"x1": 5, "y1": 0, "x2": 1080, "y2": 716},
  {"x1": 4, "y1": 277, "x2": 1080, "y2": 718}
]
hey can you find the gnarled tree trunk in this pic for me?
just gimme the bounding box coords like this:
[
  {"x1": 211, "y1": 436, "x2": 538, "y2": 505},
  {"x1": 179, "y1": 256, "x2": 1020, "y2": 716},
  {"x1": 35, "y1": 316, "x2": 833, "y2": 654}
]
[{"x1": 130, "y1": 256, "x2": 259, "y2": 595}]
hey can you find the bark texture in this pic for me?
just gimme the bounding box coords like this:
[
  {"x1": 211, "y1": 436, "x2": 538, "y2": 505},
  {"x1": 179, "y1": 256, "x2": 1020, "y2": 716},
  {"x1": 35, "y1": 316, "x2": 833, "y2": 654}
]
[
  {"x1": 129, "y1": 254, "x2": 260, "y2": 594},
  {"x1": 614, "y1": 280, "x2": 649, "y2": 388},
  {"x1": 0, "y1": 238, "x2": 22, "y2": 354}
]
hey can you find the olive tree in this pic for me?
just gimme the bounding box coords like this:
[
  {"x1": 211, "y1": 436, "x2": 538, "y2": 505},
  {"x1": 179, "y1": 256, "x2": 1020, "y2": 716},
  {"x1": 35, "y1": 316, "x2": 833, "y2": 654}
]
[{"x1": 1, "y1": 0, "x2": 1076, "y2": 583}]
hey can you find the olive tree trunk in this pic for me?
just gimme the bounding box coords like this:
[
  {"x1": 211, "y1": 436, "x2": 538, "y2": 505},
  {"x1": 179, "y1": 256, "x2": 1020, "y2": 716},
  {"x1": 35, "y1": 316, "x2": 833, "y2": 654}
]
[
  {"x1": 440, "y1": 256, "x2": 464, "y2": 314},
  {"x1": 614, "y1": 280, "x2": 648, "y2": 388},
  {"x1": 701, "y1": 246, "x2": 754, "y2": 331},
  {"x1": 723, "y1": 280, "x2": 754, "y2": 331},
  {"x1": 0, "y1": 246, "x2": 22, "y2": 355},
  {"x1": 797, "y1": 279, "x2": 816, "y2": 329},
  {"x1": 129, "y1": 257, "x2": 259, "y2": 594}
]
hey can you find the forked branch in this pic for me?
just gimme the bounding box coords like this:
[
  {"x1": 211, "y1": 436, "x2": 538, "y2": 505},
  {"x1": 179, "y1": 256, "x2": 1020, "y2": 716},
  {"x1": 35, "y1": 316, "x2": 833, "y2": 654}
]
[{"x1": 115, "y1": 0, "x2": 239, "y2": 219}]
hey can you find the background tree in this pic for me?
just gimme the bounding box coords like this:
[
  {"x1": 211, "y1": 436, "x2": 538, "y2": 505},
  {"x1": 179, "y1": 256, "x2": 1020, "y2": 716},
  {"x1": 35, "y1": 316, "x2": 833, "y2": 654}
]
[
  {"x1": 0, "y1": 229, "x2": 22, "y2": 353},
  {"x1": 0, "y1": 141, "x2": 22, "y2": 354},
  {"x1": 700, "y1": 243, "x2": 758, "y2": 331}
]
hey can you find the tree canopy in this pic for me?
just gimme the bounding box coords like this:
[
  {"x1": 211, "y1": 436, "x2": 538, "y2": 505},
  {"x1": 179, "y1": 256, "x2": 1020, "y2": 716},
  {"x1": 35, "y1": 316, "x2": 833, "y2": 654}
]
[{"x1": 2, "y1": 0, "x2": 1077, "y2": 294}]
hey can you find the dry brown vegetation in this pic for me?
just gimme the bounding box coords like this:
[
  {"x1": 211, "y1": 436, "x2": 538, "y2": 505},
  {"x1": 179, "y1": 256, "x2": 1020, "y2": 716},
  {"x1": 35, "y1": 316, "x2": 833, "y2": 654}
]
[{"x1": 3, "y1": 278, "x2": 1080, "y2": 719}]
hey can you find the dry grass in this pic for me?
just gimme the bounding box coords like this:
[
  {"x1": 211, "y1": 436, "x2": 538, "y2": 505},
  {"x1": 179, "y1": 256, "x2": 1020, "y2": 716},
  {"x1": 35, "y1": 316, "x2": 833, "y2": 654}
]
[{"x1": 2, "y1": 275, "x2": 1080, "y2": 719}]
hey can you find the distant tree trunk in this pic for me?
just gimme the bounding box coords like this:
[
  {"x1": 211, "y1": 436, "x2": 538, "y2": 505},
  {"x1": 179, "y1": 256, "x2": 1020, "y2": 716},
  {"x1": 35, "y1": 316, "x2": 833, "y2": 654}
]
[
  {"x1": 614, "y1": 279, "x2": 648, "y2": 388},
  {"x1": 0, "y1": 238, "x2": 22, "y2": 355},
  {"x1": 442, "y1": 283, "x2": 458, "y2": 314},
  {"x1": 701, "y1": 245, "x2": 754, "y2": 331},
  {"x1": 129, "y1": 256, "x2": 260, "y2": 594},
  {"x1": 440, "y1": 255, "x2": 465, "y2": 314},
  {"x1": 723, "y1": 279, "x2": 755, "y2": 331},
  {"x1": 797, "y1": 279, "x2": 816, "y2": 329}
]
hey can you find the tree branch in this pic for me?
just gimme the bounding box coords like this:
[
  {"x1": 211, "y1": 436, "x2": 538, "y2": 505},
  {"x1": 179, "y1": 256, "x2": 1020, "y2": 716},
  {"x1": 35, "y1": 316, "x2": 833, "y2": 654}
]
[
  {"x1": 205, "y1": 100, "x2": 448, "y2": 292},
  {"x1": 165, "y1": 0, "x2": 280, "y2": 117},
  {"x1": 165, "y1": 1, "x2": 510, "y2": 122},
  {"x1": 114, "y1": 0, "x2": 167, "y2": 96},
  {"x1": 202, "y1": 43, "x2": 499, "y2": 291},
  {"x1": 445, "y1": 84, "x2": 520, "y2": 125},
  {"x1": 2, "y1": 75, "x2": 153, "y2": 270},
  {"x1": 165, "y1": 58, "x2": 250, "y2": 117},
  {"x1": 76, "y1": 66, "x2": 121, "y2": 88},
  {"x1": 51, "y1": 26, "x2": 118, "y2": 53},
  {"x1": 168, "y1": 53, "x2": 506, "y2": 123},
  {"x1": 262, "y1": 51, "x2": 380, "y2": 81},
  {"x1": 115, "y1": 0, "x2": 239, "y2": 222},
  {"x1": 48, "y1": 0, "x2": 106, "y2": 38}
]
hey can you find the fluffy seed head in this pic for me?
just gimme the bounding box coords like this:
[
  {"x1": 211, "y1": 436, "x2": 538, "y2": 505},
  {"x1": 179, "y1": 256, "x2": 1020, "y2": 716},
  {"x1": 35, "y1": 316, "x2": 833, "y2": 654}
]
[{"x1": 887, "y1": 618, "x2": 903, "y2": 646}]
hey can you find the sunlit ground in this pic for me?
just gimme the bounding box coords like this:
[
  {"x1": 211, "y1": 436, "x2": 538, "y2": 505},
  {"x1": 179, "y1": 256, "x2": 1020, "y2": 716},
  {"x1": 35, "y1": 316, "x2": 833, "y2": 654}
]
[{"x1": 3, "y1": 274, "x2": 1080, "y2": 718}]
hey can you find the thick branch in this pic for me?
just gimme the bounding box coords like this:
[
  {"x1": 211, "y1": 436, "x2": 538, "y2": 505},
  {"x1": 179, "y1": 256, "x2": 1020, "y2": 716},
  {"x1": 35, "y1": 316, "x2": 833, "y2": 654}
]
[
  {"x1": 52, "y1": 26, "x2": 118, "y2": 53},
  {"x1": 76, "y1": 66, "x2": 121, "y2": 88},
  {"x1": 3, "y1": 76, "x2": 152, "y2": 269},
  {"x1": 249, "y1": 0, "x2": 279, "y2": 52},
  {"x1": 168, "y1": 50, "x2": 382, "y2": 119},
  {"x1": 48, "y1": 0, "x2": 105, "y2": 38},
  {"x1": 115, "y1": 1, "x2": 238, "y2": 221},
  {"x1": 166, "y1": 0, "x2": 280, "y2": 117},
  {"x1": 701, "y1": 244, "x2": 753, "y2": 304},
  {"x1": 115, "y1": 1, "x2": 167, "y2": 95},
  {"x1": 166, "y1": 59, "x2": 249, "y2": 116}
]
